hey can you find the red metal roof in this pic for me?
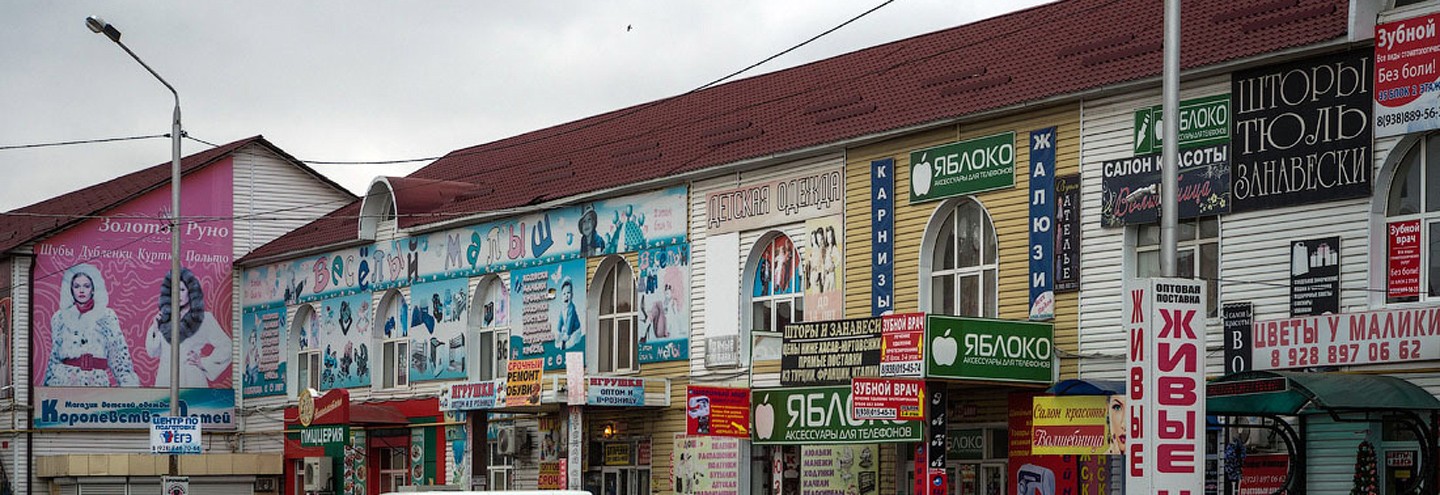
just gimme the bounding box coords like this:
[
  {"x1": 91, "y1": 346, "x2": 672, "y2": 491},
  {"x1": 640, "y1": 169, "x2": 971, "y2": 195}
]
[{"x1": 244, "y1": 0, "x2": 1353, "y2": 262}]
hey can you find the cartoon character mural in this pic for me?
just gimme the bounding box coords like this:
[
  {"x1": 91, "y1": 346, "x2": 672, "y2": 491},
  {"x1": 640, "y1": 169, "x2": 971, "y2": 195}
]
[
  {"x1": 408, "y1": 278, "x2": 469, "y2": 382},
  {"x1": 637, "y1": 244, "x2": 690, "y2": 363},
  {"x1": 318, "y1": 292, "x2": 372, "y2": 389},
  {"x1": 510, "y1": 260, "x2": 587, "y2": 370}
]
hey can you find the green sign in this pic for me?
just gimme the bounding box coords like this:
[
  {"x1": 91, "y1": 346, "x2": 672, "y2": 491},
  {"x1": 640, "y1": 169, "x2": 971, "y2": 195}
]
[
  {"x1": 751, "y1": 386, "x2": 924, "y2": 445},
  {"x1": 909, "y1": 132, "x2": 1016, "y2": 203},
  {"x1": 1133, "y1": 94, "x2": 1230, "y2": 154},
  {"x1": 948, "y1": 428, "x2": 985, "y2": 460},
  {"x1": 300, "y1": 425, "x2": 350, "y2": 447},
  {"x1": 926, "y1": 316, "x2": 1053, "y2": 384}
]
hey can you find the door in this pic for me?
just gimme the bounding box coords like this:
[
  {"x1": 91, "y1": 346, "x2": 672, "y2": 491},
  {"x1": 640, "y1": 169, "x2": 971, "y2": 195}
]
[
  {"x1": 980, "y1": 463, "x2": 1004, "y2": 495},
  {"x1": 602, "y1": 467, "x2": 635, "y2": 495}
]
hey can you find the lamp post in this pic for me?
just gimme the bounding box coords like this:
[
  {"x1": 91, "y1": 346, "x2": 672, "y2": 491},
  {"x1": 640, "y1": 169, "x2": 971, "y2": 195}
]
[{"x1": 85, "y1": 15, "x2": 184, "y2": 476}]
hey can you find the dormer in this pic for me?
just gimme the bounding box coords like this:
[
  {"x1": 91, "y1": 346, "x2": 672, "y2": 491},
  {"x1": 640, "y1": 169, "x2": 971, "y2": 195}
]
[{"x1": 358, "y1": 176, "x2": 481, "y2": 240}]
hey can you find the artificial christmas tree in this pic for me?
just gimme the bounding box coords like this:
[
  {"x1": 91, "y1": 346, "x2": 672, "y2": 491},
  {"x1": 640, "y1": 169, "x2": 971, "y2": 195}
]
[{"x1": 1351, "y1": 440, "x2": 1378, "y2": 495}]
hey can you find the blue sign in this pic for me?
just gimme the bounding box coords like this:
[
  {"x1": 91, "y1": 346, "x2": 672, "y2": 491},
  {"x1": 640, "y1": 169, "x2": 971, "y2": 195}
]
[
  {"x1": 1028, "y1": 127, "x2": 1057, "y2": 321},
  {"x1": 586, "y1": 377, "x2": 645, "y2": 407},
  {"x1": 871, "y1": 159, "x2": 895, "y2": 316},
  {"x1": 150, "y1": 415, "x2": 202, "y2": 454}
]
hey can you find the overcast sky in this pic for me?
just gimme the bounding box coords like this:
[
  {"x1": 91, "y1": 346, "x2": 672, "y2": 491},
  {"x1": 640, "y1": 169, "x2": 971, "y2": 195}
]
[{"x1": 1, "y1": 1, "x2": 1050, "y2": 213}]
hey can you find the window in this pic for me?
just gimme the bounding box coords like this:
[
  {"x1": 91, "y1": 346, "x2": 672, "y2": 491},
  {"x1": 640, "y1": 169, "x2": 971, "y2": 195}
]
[
  {"x1": 378, "y1": 291, "x2": 409, "y2": 389},
  {"x1": 924, "y1": 199, "x2": 997, "y2": 317},
  {"x1": 470, "y1": 276, "x2": 510, "y2": 381},
  {"x1": 378, "y1": 446, "x2": 410, "y2": 493},
  {"x1": 1387, "y1": 134, "x2": 1440, "y2": 302},
  {"x1": 1134, "y1": 217, "x2": 1220, "y2": 317},
  {"x1": 748, "y1": 234, "x2": 804, "y2": 364},
  {"x1": 596, "y1": 258, "x2": 638, "y2": 374},
  {"x1": 488, "y1": 422, "x2": 515, "y2": 490},
  {"x1": 294, "y1": 305, "x2": 321, "y2": 391}
]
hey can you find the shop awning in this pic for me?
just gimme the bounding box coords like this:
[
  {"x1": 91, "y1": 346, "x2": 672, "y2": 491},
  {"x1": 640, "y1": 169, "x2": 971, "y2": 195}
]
[
  {"x1": 351, "y1": 403, "x2": 411, "y2": 425},
  {"x1": 1048, "y1": 378, "x2": 1123, "y2": 396},
  {"x1": 1207, "y1": 370, "x2": 1440, "y2": 416}
]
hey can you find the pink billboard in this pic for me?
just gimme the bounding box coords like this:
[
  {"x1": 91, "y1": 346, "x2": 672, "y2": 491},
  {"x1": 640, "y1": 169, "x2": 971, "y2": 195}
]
[{"x1": 32, "y1": 159, "x2": 234, "y2": 389}]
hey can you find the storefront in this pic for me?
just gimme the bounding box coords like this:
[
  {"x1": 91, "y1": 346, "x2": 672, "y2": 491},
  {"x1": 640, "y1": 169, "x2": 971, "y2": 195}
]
[{"x1": 282, "y1": 388, "x2": 442, "y2": 495}]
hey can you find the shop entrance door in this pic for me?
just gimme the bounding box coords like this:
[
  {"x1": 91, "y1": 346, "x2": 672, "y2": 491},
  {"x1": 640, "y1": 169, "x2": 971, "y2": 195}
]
[
  {"x1": 950, "y1": 462, "x2": 1004, "y2": 495},
  {"x1": 602, "y1": 467, "x2": 649, "y2": 495}
]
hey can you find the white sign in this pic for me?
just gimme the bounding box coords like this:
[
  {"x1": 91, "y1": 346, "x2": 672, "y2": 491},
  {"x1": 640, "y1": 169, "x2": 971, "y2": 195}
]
[
  {"x1": 566, "y1": 351, "x2": 585, "y2": 405},
  {"x1": 1249, "y1": 305, "x2": 1440, "y2": 370},
  {"x1": 1125, "y1": 278, "x2": 1206, "y2": 495},
  {"x1": 568, "y1": 406, "x2": 583, "y2": 488},
  {"x1": 150, "y1": 415, "x2": 202, "y2": 454},
  {"x1": 162, "y1": 476, "x2": 189, "y2": 495}
]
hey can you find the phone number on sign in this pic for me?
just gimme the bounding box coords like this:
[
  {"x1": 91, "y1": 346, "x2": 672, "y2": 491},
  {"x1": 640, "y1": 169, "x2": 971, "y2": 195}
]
[
  {"x1": 1268, "y1": 340, "x2": 1423, "y2": 368},
  {"x1": 1378, "y1": 107, "x2": 1440, "y2": 127}
]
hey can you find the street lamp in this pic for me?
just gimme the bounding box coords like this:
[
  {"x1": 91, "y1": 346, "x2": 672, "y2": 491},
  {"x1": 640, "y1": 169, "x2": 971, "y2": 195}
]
[{"x1": 85, "y1": 15, "x2": 184, "y2": 476}]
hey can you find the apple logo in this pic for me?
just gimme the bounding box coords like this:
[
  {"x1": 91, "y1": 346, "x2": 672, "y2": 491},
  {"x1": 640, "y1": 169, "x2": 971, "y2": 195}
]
[
  {"x1": 912, "y1": 153, "x2": 933, "y2": 197},
  {"x1": 755, "y1": 394, "x2": 776, "y2": 440},
  {"x1": 932, "y1": 329, "x2": 958, "y2": 367}
]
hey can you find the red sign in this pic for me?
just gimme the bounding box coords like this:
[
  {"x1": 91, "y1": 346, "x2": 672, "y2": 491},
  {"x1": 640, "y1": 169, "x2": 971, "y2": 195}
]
[
  {"x1": 298, "y1": 388, "x2": 350, "y2": 427},
  {"x1": 686, "y1": 386, "x2": 751, "y2": 438},
  {"x1": 1375, "y1": 13, "x2": 1440, "y2": 138},
  {"x1": 1388, "y1": 451, "x2": 1415, "y2": 468},
  {"x1": 850, "y1": 377, "x2": 925, "y2": 421},
  {"x1": 1389, "y1": 220, "x2": 1422, "y2": 300},
  {"x1": 1125, "y1": 278, "x2": 1206, "y2": 493},
  {"x1": 1239, "y1": 454, "x2": 1289, "y2": 495},
  {"x1": 881, "y1": 312, "x2": 925, "y2": 376}
]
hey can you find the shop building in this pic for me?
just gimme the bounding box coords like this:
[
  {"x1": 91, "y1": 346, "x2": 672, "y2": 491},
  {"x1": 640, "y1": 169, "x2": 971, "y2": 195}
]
[{"x1": 0, "y1": 136, "x2": 353, "y2": 495}]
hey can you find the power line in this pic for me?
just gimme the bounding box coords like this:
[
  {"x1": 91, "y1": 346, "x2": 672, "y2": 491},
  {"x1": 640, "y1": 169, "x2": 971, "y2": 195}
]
[{"x1": 0, "y1": 133, "x2": 168, "y2": 151}]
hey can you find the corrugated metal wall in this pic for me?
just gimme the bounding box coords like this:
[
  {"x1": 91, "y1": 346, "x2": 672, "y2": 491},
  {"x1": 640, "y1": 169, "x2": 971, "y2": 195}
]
[{"x1": 3, "y1": 256, "x2": 31, "y2": 492}]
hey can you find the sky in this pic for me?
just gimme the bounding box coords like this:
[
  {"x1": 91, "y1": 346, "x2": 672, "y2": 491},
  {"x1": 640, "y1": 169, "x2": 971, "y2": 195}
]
[{"x1": 0, "y1": 1, "x2": 1051, "y2": 212}]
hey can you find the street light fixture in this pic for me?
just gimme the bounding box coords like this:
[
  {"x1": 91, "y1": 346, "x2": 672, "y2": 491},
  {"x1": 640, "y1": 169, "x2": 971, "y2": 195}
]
[{"x1": 85, "y1": 15, "x2": 184, "y2": 476}]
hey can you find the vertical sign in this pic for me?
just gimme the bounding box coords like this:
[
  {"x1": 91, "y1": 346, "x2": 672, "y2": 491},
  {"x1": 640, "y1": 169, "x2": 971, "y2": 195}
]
[
  {"x1": 1374, "y1": 13, "x2": 1440, "y2": 138},
  {"x1": 1388, "y1": 220, "x2": 1422, "y2": 301},
  {"x1": 1029, "y1": 127, "x2": 1057, "y2": 321},
  {"x1": 879, "y1": 312, "x2": 925, "y2": 377},
  {"x1": 872, "y1": 159, "x2": 896, "y2": 316},
  {"x1": 1222, "y1": 302, "x2": 1253, "y2": 374},
  {"x1": 1054, "y1": 174, "x2": 1081, "y2": 293},
  {"x1": 1289, "y1": 237, "x2": 1340, "y2": 316},
  {"x1": 926, "y1": 382, "x2": 948, "y2": 494},
  {"x1": 1125, "y1": 278, "x2": 1206, "y2": 495},
  {"x1": 568, "y1": 407, "x2": 583, "y2": 489}
]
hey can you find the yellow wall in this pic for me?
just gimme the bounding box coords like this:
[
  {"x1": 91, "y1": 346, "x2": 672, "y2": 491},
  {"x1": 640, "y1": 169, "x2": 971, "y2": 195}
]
[{"x1": 843, "y1": 104, "x2": 1082, "y2": 378}]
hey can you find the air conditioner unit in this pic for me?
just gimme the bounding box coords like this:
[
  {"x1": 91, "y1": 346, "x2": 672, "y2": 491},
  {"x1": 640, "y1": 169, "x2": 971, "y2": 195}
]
[
  {"x1": 496, "y1": 427, "x2": 519, "y2": 455},
  {"x1": 302, "y1": 457, "x2": 332, "y2": 492}
]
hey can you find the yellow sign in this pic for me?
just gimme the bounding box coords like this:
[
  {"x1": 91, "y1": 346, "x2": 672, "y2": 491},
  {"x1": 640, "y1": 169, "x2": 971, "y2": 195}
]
[
  {"x1": 603, "y1": 442, "x2": 632, "y2": 466},
  {"x1": 1030, "y1": 396, "x2": 1109, "y2": 455},
  {"x1": 298, "y1": 388, "x2": 315, "y2": 427},
  {"x1": 505, "y1": 359, "x2": 544, "y2": 407}
]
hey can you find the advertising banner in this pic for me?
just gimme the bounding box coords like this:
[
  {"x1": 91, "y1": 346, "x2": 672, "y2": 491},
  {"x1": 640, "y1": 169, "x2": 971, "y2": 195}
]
[
  {"x1": 1029, "y1": 127, "x2": 1057, "y2": 321},
  {"x1": 1246, "y1": 304, "x2": 1440, "y2": 370},
  {"x1": 704, "y1": 167, "x2": 844, "y2": 235},
  {"x1": 538, "y1": 461, "x2": 565, "y2": 490},
  {"x1": 803, "y1": 216, "x2": 845, "y2": 322},
  {"x1": 1375, "y1": 13, "x2": 1440, "y2": 138},
  {"x1": 510, "y1": 260, "x2": 587, "y2": 370},
  {"x1": 408, "y1": 278, "x2": 469, "y2": 382},
  {"x1": 751, "y1": 386, "x2": 923, "y2": 444},
  {"x1": 35, "y1": 387, "x2": 235, "y2": 429},
  {"x1": 636, "y1": 244, "x2": 690, "y2": 363},
  {"x1": 242, "y1": 307, "x2": 287, "y2": 397},
  {"x1": 33, "y1": 160, "x2": 234, "y2": 391},
  {"x1": 0, "y1": 261, "x2": 11, "y2": 399},
  {"x1": 1290, "y1": 237, "x2": 1341, "y2": 316},
  {"x1": 1099, "y1": 144, "x2": 1230, "y2": 226},
  {"x1": 871, "y1": 159, "x2": 896, "y2": 316},
  {"x1": 504, "y1": 359, "x2": 543, "y2": 407},
  {"x1": 925, "y1": 316, "x2": 1053, "y2": 384},
  {"x1": 150, "y1": 415, "x2": 202, "y2": 454},
  {"x1": 440, "y1": 379, "x2": 505, "y2": 411},
  {"x1": 316, "y1": 293, "x2": 374, "y2": 389},
  {"x1": 1133, "y1": 94, "x2": 1232, "y2": 154},
  {"x1": 850, "y1": 378, "x2": 925, "y2": 421},
  {"x1": 910, "y1": 132, "x2": 1017, "y2": 203},
  {"x1": 672, "y1": 434, "x2": 743, "y2": 495},
  {"x1": 1055, "y1": 174, "x2": 1081, "y2": 293},
  {"x1": 686, "y1": 385, "x2": 751, "y2": 438},
  {"x1": 1030, "y1": 396, "x2": 1108, "y2": 455},
  {"x1": 1389, "y1": 220, "x2": 1422, "y2": 301},
  {"x1": 880, "y1": 313, "x2": 925, "y2": 377},
  {"x1": 800, "y1": 444, "x2": 880, "y2": 495},
  {"x1": 586, "y1": 377, "x2": 644, "y2": 407},
  {"x1": 1231, "y1": 49, "x2": 1373, "y2": 212},
  {"x1": 1223, "y1": 302, "x2": 1255, "y2": 374},
  {"x1": 782, "y1": 317, "x2": 882, "y2": 386},
  {"x1": 948, "y1": 429, "x2": 984, "y2": 460},
  {"x1": 1239, "y1": 454, "x2": 1289, "y2": 495},
  {"x1": 1125, "y1": 278, "x2": 1206, "y2": 494}
]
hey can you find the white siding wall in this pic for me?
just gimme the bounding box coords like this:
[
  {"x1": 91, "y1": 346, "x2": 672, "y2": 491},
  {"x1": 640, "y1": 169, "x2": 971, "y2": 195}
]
[{"x1": 3, "y1": 257, "x2": 31, "y2": 492}]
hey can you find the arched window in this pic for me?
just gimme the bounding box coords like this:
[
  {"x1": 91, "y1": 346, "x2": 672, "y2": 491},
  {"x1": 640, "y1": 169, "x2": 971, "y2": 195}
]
[
  {"x1": 376, "y1": 290, "x2": 409, "y2": 389},
  {"x1": 595, "y1": 258, "x2": 638, "y2": 374},
  {"x1": 469, "y1": 275, "x2": 510, "y2": 381},
  {"x1": 747, "y1": 233, "x2": 804, "y2": 365},
  {"x1": 292, "y1": 304, "x2": 320, "y2": 392},
  {"x1": 1386, "y1": 134, "x2": 1440, "y2": 302},
  {"x1": 923, "y1": 199, "x2": 997, "y2": 317}
]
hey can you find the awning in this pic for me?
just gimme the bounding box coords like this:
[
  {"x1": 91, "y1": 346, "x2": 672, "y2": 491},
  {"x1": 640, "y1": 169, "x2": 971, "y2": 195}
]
[
  {"x1": 351, "y1": 403, "x2": 411, "y2": 425},
  {"x1": 1208, "y1": 370, "x2": 1440, "y2": 416},
  {"x1": 1048, "y1": 378, "x2": 1123, "y2": 396}
]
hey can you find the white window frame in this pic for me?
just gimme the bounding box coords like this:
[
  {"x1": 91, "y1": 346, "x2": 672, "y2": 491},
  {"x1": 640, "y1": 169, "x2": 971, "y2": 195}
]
[
  {"x1": 1132, "y1": 217, "x2": 1220, "y2": 318},
  {"x1": 488, "y1": 423, "x2": 516, "y2": 490},
  {"x1": 745, "y1": 232, "x2": 805, "y2": 359},
  {"x1": 293, "y1": 304, "x2": 321, "y2": 393},
  {"x1": 377, "y1": 290, "x2": 410, "y2": 390},
  {"x1": 470, "y1": 275, "x2": 510, "y2": 381},
  {"x1": 594, "y1": 257, "x2": 639, "y2": 374},
  {"x1": 919, "y1": 198, "x2": 998, "y2": 318}
]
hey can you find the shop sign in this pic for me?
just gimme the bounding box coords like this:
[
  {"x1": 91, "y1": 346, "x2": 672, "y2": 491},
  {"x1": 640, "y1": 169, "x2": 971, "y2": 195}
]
[
  {"x1": 566, "y1": 352, "x2": 584, "y2": 405},
  {"x1": 242, "y1": 306, "x2": 287, "y2": 398},
  {"x1": 1223, "y1": 302, "x2": 1255, "y2": 373},
  {"x1": 1099, "y1": 144, "x2": 1230, "y2": 226},
  {"x1": 538, "y1": 461, "x2": 564, "y2": 489},
  {"x1": 567, "y1": 408, "x2": 582, "y2": 487},
  {"x1": 926, "y1": 381, "x2": 948, "y2": 488},
  {"x1": 1125, "y1": 278, "x2": 1206, "y2": 493},
  {"x1": 910, "y1": 132, "x2": 1017, "y2": 203},
  {"x1": 1239, "y1": 454, "x2": 1289, "y2": 495},
  {"x1": 672, "y1": 435, "x2": 742, "y2": 495},
  {"x1": 947, "y1": 429, "x2": 985, "y2": 460},
  {"x1": 705, "y1": 335, "x2": 741, "y2": 368},
  {"x1": 925, "y1": 316, "x2": 1053, "y2": 384},
  {"x1": 704, "y1": 166, "x2": 845, "y2": 235},
  {"x1": 872, "y1": 159, "x2": 896, "y2": 316},
  {"x1": 850, "y1": 378, "x2": 925, "y2": 421},
  {"x1": 300, "y1": 425, "x2": 350, "y2": 448},
  {"x1": 1030, "y1": 396, "x2": 1107, "y2": 455},
  {"x1": 1133, "y1": 94, "x2": 1232, "y2": 154},
  {"x1": 440, "y1": 379, "x2": 504, "y2": 411},
  {"x1": 751, "y1": 386, "x2": 923, "y2": 444},
  {"x1": 686, "y1": 386, "x2": 751, "y2": 438},
  {"x1": 1029, "y1": 127, "x2": 1057, "y2": 321},
  {"x1": 800, "y1": 445, "x2": 879, "y2": 495},
  {"x1": 1388, "y1": 451, "x2": 1415, "y2": 468},
  {"x1": 1208, "y1": 377, "x2": 1288, "y2": 398},
  {"x1": 504, "y1": 359, "x2": 543, "y2": 407},
  {"x1": 603, "y1": 442, "x2": 632, "y2": 466},
  {"x1": 880, "y1": 312, "x2": 925, "y2": 377},
  {"x1": 1389, "y1": 220, "x2": 1422, "y2": 301},
  {"x1": 34, "y1": 387, "x2": 237, "y2": 430},
  {"x1": 1291, "y1": 237, "x2": 1340, "y2": 316},
  {"x1": 1245, "y1": 304, "x2": 1440, "y2": 370},
  {"x1": 781, "y1": 317, "x2": 882, "y2": 386},
  {"x1": 150, "y1": 415, "x2": 201, "y2": 454},
  {"x1": 637, "y1": 440, "x2": 651, "y2": 465},
  {"x1": 1231, "y1": 48, "x2": 1373, "y2": 212},
  {"x1": 1054, "y1": 174, "x2": 1081, "y2": 293},
  {"x1": 586, "y1": 377, "x2": 645, "y2": 407},
  {"x1": 162, "y1": 476, "x2": 189, "y2": 495},
  {"x1": 509, "y1": 260, "x2": 588, "y2": 371},
  {"x1": 1375, "y1": 13, "x2": 1440, "y2": 138}
]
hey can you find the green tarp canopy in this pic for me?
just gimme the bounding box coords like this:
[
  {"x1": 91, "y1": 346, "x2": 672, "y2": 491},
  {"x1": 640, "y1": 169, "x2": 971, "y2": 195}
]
[{"x1": 1208, "y1": 370, "x2": 1440, "y2": 416}]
